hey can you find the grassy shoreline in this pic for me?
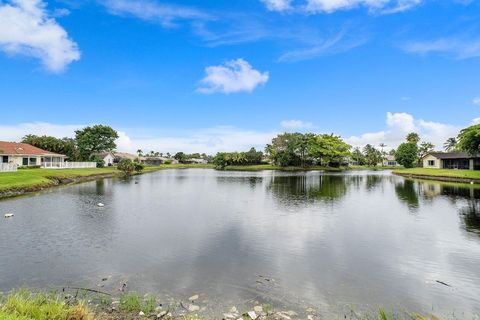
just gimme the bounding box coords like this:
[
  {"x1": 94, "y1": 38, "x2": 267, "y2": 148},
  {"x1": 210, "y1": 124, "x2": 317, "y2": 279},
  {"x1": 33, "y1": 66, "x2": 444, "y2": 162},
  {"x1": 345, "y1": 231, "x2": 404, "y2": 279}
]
[
  {"x1": 0, "y1": 164, "x2": 393, "y2": 200},
  {"x1": 0, "y1": 289, "x2": 442, "y2": 320},
  {"x1": 0, "y1": 166, "x2": 163, "y2": 200},
  {"x1": 393, "y1": 168, "x2": 480, "y2": 184}
]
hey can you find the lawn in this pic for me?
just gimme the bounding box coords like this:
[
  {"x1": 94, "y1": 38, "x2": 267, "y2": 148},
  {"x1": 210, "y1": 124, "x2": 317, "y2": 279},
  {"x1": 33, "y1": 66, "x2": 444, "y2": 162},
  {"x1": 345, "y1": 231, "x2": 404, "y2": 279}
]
[
  {"x1": 393, "y1": 168, "x2": 480, "y2": 180},
  {"x1": 0, "y1": 167, "x2": 120, "y2": 192}
]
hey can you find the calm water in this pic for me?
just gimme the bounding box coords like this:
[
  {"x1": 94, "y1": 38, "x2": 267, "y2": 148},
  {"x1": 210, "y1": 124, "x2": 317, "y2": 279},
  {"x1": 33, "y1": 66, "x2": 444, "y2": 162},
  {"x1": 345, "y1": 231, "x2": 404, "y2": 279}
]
[{"x1": 1, "y1": 169, "x2": 480, "y2": 318}]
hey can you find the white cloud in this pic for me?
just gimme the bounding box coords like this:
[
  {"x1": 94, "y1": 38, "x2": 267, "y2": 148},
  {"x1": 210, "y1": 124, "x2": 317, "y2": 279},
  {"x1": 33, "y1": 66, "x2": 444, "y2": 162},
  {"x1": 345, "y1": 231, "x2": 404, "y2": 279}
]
[
  {"x1": 473, "y1": 97, "x2": 480, "y2": 106},
  {"x1": 0, "y1": 0, "x2": 80, "y2": 72},
  {"x1": 197, "y1": 59, "x2": 269, "y2": 94},
  {"x1": 304, "y1": 0, "x2": 422, "y2": 13},
  {"x1": 346, "y1": 112, "x2": 462, "y2": 149},
  {"x1": 101, "y1": 0, "x2": 209, "y2": 27},
  {"x1": 261, "y1": 0, "x2": 293, "y2": 11},
  {"x1": 278, "y1": 31, "x2": 367, "y2": 62},
  {"x1": 0, "y1": 122, "x2": 276, "y2": 154},
  {"x1": 281, "y1": 120, "x2": 314, "y2": 130},
  {"x1": 403, "y1": 38, "x2": 480, "y2": 60}
]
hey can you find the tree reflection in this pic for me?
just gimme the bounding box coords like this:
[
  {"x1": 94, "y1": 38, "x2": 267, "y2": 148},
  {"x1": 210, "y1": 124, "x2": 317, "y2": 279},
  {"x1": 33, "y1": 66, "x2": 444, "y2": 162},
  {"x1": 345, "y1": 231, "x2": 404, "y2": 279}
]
[
  {"x1": 267, "y1": 174, "x2": 348, "y2": 205},
  {"x1": 395, "y1": 180, "x2": 419, "y2": 209},
  {"x1": 459, "y1": 201, "x2": 480, "y2": 236}
]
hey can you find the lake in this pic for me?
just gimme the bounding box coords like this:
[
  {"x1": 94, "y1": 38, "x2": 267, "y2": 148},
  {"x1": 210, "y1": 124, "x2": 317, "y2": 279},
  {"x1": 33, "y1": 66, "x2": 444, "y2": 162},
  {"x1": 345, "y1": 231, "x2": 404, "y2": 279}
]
[{"x1": 1, "y1": 169, "x2": 480, "y2": 318}]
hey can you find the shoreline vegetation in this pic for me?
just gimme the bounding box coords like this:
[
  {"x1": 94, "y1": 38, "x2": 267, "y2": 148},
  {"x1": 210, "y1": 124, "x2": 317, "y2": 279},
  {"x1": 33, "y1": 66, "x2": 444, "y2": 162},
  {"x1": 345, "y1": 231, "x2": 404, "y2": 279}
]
[
  {"x1": 0, "y1": 164, "x2": 378, "y2": 200},
  {"x1": 0, "y1": 289, "x2": 441, "y2": 320},
  {"x1": 393, "y1": 168, "x2": 480, "y2": 184},
  {"x1": 3, "y1": 164, "x2": 480, "y2": 201}
]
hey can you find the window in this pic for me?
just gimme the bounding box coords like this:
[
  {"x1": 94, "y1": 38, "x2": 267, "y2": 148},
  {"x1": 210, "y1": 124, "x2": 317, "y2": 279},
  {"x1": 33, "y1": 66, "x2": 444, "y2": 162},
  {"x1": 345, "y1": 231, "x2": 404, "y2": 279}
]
[
  {"x1": 2, "y1": 156, "x2": 8, "y2": 163},
  {"x1": 428, "y1": 160, "x2": 435, "y2": 166},
  {"x1": 22, "y1": 158, "x2": 28, "y2": 166},
  {"x1": 29, "y1": 158, "x2": 37, "y2": 165}
]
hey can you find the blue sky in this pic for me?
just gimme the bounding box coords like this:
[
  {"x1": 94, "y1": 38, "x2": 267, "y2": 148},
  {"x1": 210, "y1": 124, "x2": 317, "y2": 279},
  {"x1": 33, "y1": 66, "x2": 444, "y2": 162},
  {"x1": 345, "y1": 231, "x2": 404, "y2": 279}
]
[{"x1": 1, "y1": 0, "x2": 480, "y2": 153}]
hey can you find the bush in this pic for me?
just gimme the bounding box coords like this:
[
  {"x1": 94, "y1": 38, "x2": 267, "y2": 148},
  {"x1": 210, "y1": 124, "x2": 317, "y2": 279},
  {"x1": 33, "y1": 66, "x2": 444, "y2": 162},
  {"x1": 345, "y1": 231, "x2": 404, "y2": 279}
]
[
  {"x1": 117, "y1": 159, "x2": 135, "y2": 176},
  {"x1": 133, "y1": 162, "x2": 144, "y2": 173},
  {"x1": 90, "y1": 155, "x2": 105, "y2": 168},
  {"x1": 164, "y1": 160, "x2": 172, "y2": 165}
]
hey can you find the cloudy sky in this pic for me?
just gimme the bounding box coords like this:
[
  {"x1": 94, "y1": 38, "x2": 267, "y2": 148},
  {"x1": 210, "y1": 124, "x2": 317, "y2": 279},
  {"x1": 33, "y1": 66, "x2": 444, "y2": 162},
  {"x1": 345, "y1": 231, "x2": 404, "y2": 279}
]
[{"x1": 1, "y1": 0, "x2": 480, "y2": 153}]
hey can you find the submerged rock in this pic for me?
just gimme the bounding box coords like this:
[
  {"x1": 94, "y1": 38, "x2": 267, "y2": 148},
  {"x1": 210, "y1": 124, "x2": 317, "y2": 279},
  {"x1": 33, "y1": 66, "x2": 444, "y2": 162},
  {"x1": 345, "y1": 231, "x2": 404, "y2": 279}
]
[{"x1": 254, "y1": 306, "x2": 263, "y2": 313}]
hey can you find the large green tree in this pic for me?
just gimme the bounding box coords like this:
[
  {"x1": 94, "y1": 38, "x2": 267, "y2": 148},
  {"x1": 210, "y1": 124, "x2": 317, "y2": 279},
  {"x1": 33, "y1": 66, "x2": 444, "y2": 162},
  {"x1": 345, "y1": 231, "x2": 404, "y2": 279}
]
[
  {"x1": 22, "y1": 135, "x2": 80, "y2": 160},
  {"x1": 308, "y1": 134, "x2": 351, "y2": 166},
  {"x1": 458, "y1": 124, "x2": 480, "y2": 155},
  {"x1": 395, "y1": 143, "x2": 418, "y2": 168},
  {"x1": 75, "y1": 125, "x2": 118, "y2": 160}
]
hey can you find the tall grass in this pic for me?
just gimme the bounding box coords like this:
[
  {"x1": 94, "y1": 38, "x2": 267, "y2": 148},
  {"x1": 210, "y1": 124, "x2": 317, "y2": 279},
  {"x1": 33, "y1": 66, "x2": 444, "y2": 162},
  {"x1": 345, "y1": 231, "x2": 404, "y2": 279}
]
[{"x1": 0, "y1": 289, "x2": 93, "y2": 320}]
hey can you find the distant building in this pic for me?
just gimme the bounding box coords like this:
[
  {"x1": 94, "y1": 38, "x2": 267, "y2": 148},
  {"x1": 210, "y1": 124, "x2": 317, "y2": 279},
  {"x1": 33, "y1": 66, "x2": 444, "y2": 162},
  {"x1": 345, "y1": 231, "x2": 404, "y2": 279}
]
[
  {"x1": 0, "y1": 141, "x2": 66, "y2": 167},
  {"x1": 379, "y1": 155, "x2": 401, "y2": 167},
  {"x1": 94, "y1": 152, "x2": 115, "y2": 166},
  {"x1": 113, "y1": 152, "x2": 139, "y2": 162},
  {"x1": 422, "y1": 152, "x2": 480, "y2": 170},
  {"x1": 183, "y1": 158, "x2": 208, "y2": 164}
]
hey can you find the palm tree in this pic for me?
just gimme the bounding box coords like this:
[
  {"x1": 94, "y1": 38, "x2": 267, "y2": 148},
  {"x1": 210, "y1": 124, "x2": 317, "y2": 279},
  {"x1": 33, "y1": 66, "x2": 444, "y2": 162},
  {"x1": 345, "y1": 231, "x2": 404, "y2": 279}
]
[
  {"x1": 136, "y1": 149, "x2": 143, "y2": 157},
  {"x1": 444, "y1": 137, "x2": 457, "y2": 152},
  {"x1": 406, "y1": 132, "x2": 420, "y2": 145}
]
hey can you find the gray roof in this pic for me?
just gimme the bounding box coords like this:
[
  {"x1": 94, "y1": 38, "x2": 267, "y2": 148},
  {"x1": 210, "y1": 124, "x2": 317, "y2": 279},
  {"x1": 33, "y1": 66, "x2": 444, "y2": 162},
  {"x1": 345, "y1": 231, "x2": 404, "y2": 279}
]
[{"x1": 427, "y1": 152, "x2": 480, "y2": 159}]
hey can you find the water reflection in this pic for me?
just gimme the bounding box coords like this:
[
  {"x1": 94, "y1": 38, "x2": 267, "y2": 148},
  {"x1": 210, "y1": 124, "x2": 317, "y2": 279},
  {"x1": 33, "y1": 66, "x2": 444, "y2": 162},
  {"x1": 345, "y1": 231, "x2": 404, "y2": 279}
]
[
  {"x1": 2, "y1": 170, "x2": 480, "y2": 318},
  {"x1": 267, "y1": 174, "x2": 348, "y2": 204},
  {"x1": 395, "y1": 180, "x2": 420, "y2": 210}
]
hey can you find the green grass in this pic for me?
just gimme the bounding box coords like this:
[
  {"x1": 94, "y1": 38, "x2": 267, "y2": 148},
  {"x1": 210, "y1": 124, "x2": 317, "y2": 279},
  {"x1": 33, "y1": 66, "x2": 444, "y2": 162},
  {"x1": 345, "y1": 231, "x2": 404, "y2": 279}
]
[
  {"x1": 0, "y1": 166, "x2": 165, "y2": 193},
  {"x1": 0, "y1": 168, "x2": 118, "y2": 192},
  {"x1": 394, "y1": 168, "x2": 480, "y2": 180},
  {"x1": 0, "y1": 289, "x2": 92, "y2": 320},
  {"x1": 119, "y1": 292, "x2": 157, "y2": 313}
]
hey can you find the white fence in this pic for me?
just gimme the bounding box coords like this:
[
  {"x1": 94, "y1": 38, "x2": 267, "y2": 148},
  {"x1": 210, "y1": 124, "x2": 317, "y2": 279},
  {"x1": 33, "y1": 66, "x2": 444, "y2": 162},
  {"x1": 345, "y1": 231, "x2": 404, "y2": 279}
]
[
  {"x1": 0, "y1": 163, "x2": 17, "y2": 173},
  {"x1": 42, "y1": 162, "x2": 97, "y2": 169}
]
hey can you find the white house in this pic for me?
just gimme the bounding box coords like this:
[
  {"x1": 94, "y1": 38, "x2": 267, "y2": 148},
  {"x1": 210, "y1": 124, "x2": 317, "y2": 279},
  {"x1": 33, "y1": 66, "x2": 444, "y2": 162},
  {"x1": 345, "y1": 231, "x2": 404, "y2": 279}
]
[
  {"x1": 95, "y1": 152, "x2": 115, "y2": 166},
  {"x1": 379, "y1": 155, "x2": 401, "y2": 167},
  {"x1": 0, "y1": 141, "x2": 66, "y2": 167}
]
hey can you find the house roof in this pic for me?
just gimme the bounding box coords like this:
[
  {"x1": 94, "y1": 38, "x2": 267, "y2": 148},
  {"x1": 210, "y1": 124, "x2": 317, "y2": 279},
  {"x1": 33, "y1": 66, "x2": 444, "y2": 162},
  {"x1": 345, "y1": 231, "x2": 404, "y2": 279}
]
[
  {"x1": 384, "y1": 155, "x2": 396, "y2": 161},
  {"x1": 0, "y1": 141, "x2": 65, "y2": 156},
  {"x1": 113, "y1": 152, "x2": 138, "y2": 160},
  {"x1": 94, "y1": 152, "x2": 115, "y2": 158},
  {"x1": 426, "y1": 152, "x2": 480, "y2": 159}
]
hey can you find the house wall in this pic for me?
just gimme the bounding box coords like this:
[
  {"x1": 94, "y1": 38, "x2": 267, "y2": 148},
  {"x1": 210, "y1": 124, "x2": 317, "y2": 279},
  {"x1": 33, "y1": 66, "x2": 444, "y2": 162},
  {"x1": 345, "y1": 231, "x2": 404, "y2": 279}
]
[
  {"x1": 6, "y1": 155, "x2": 65, "y2": 167},
  {"x1": 422, "y1": 155, "x2": 442, "y2": 169},
  {"x1": 103, "y1": 154, "x2": 115, "y2": 166}
]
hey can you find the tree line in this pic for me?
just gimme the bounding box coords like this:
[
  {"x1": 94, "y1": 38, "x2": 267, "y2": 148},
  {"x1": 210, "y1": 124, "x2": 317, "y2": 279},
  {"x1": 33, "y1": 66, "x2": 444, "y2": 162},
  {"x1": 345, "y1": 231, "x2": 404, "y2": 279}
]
[{"x1": 22, "y1": 125, "x2": 119, "y2": 165}]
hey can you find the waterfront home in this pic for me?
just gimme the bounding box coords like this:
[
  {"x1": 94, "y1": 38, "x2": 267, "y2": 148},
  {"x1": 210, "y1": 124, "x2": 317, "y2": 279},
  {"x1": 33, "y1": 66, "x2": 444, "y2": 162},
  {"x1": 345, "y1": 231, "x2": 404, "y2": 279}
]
[
  {"x1": 379, "y1": 155, "x2": 401, "y2": 167},
  {"x1": 184, "y1": 158, "x2": 208, "y2": 164},
  {"x1": 94, "y1": 152, "x2": 115, "y2": 166},
  {"x1": 113, "y1": 152, "x2": 139, "y2": 162},
  {"x1": 422, "y1": 152, "x2": 480, "y2": 170},
  {"x1": 0, "y1": 141, "x2": 66, "y2": 167}
]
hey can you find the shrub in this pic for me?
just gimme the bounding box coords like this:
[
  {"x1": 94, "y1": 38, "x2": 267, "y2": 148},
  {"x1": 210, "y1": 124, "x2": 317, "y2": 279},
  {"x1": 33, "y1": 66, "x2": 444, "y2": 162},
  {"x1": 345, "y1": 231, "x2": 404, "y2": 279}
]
[
  {"x1": 133, "y1": 162, "x2": 144, "y2": 173},
  {"x1": 117, "y1": 159, "x2": 135, "y2": 176}
]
